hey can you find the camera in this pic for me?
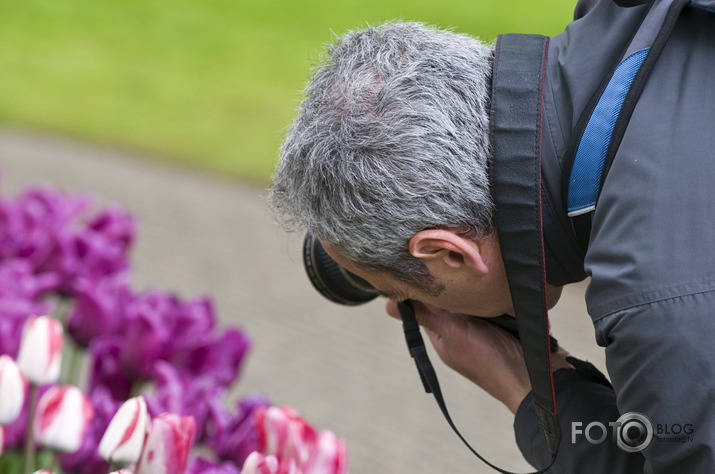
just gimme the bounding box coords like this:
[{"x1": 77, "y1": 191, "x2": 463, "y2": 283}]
[{"x1": 302, "y1": 231, "x2": 378, "y2": 305}]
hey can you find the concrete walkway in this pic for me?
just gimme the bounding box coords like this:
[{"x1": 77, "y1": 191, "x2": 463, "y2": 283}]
[{"x1": 0, "y1": 127, "x2": 604, "y2": 473}]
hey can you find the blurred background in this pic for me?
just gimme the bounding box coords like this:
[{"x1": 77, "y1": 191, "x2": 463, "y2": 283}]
[
  {"x1": 0, "y1": 1, "x2": 604, "y2": 473},
  {"x1": 0, "y1": 0, "x2": 577, "y2": 184}
]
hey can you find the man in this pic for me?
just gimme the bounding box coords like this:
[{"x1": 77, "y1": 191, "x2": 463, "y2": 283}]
[{"x1": 269, "y1": 1, "x2": 715, "y2": 471}]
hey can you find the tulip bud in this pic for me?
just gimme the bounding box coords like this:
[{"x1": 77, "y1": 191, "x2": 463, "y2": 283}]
[
  {"x1": 257, "y1": 406, "x2": 317, "y2": 465},
  {"x1": 135, "y1": 413, "x2": 196, "y2": 474},
  {"x1": 17, "y1": 316, "x2": 63, "y2": 385},
  {"x1": 241, "y1": 452, "x2": 300, "y2": 474},
  {"x1": 99, "y1": 396, "x2": 150, "y2": 464},
  {"x1": 35, "y1": 385, "x2": 94, "y2": 452},
  {"x1": 301, "y1": 430, "x2": 348, "y2": 474},
  {"x1": 0, "y1": 355, "x2": 27, "y2": 425}
]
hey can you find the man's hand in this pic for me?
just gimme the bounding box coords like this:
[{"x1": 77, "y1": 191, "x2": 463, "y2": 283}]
[{"x1": 386, "y1": 300, "x2": 572, "y2": 414}]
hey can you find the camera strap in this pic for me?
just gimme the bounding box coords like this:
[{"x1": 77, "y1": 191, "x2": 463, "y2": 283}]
[
  {"x1": 397, "y1": 301, "x2": 555, "y2": 474},
  {"x1": 489, "y1": 32, "x2": 561, "y2": 460},
  {"x1": 397, "y1": 33, "x2": 558, "y2": 474}
]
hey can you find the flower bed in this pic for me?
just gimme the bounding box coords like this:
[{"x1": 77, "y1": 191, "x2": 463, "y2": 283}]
[{"x1": 0, "y1": 182, "x2": 347, "y2": 473}]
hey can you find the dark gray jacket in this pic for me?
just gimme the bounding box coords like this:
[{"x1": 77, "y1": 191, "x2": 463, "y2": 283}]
[{"x1": 515, "y1": 1, "x2": 715, "y2": 472}]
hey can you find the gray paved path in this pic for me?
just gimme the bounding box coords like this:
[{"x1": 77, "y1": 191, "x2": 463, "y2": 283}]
[{"x1": 0, "y1": 127, "x2": 605, "y2": 473}]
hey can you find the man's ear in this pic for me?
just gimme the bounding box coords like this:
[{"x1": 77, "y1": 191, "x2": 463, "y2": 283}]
[{"x1": 408, "y1": 229, "x2": 489, "y2": 274}]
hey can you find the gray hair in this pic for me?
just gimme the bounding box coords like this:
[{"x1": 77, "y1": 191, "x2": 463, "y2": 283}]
[{"x1": 269, "y1": 21, "x2": 494, "y2": 289}]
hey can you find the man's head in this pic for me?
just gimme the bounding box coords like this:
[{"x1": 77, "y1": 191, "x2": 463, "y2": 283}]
[{"x1": 269, "y1": 21, "x2": 495, "y2": 291}]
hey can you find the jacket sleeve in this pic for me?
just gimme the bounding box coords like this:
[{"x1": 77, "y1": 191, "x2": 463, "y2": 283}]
[{"x1": 514, "y1": 357, "x2": 645, "y2": 473}]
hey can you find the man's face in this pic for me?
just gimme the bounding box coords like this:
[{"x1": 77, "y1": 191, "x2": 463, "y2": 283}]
[{"x1": 321, "y1": 234, "x2": 515, "y2": 318}]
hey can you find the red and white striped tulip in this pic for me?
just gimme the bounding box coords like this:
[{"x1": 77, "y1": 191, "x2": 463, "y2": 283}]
[
  {"x1": 32, "y1": 471, "x2": 56, "y2": 474},
  {"x1": 35, "y1": 385, "x2": 94, "y2": 452},
  {"x1": 0, "y1": 355, "x2": 27, "y2": 425},
  {"x1": 99, "y1": 396, "x2": 150, "y2": 464},
  {"x1": 17, "y1": 316, "x2": 63, "y2": 385},
  {"x1": 301, "y1": 430, "x2": 348, "y2": 474},
  {"x1": 135, "y1": 413, "x2": 196, "y2": 474},
  {"x1": 257, "y1": 406, "x2": 317, "y2": 465},
  {"x1": 110, "y1": 470, "x2": 134, "y2": 474},
  {"x1": 241, "y1": 452, "x2": 300, "y2": 474}
]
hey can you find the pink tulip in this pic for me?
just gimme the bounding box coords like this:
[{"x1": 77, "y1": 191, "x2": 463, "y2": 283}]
[
  {"x1": 0, "y1": 355, "x2": 27, "y2": 425},
  {"x1": 301, "y1": 431, "x2": 348, "y2": 474},
  {"x1": 17, "y1": 316, "x2": 63, "y2": 385},
  {"x1": 135, "y1": 413, "x2": 196, "y2": 474},
  {"x1": 242, "y1": 452, "x2": 300, "y2": 474},
  {"x1": 99, "y1": 396, "x2": 150, "y2": 464},
  {"x1": 35, "y1": 385, "x2": 94, "y2": 452},
  {"x1": 257, "y1": 406, "x2": 317, "y2": 465}
]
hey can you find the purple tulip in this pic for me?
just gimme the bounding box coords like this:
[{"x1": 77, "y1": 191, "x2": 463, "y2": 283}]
[
  {"x1": 0, "y1": 187, "x2": 92, "y2": 267},
  {"x1": 86, "y1": 203, "x2": 136, "y2": 251},
  {"x1": 119, "y1": 290, "x2": 176, "y2": 379},
  {"x1": 0, "y1": 186, "x2": 135, "y2": 293},
  {"x1": 67, "y1": 273, "x2": 131, "y2": 347},
  {"x1": 146, "y1": 362, "x2": 228, "y2": 441},
  {"x1": 174, "y1": 327, "x2": 251, "y2": 388},
  {"x1": 205, "y1": 393, "x2": 271, "y2": 467},
  {"x1": 87, "y1": 336, "x2": 133, "y2": 401},
  {"x1": 185, "y1": 457, "x2": 241, "y2": 474},
  {"x1": 165, "y1": 296, "x2": 216, "y2": 356}
]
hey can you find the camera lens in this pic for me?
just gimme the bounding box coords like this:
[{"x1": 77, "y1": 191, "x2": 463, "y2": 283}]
[{"x1": 302, "y1": 231, "x2": 378, "y2": 306}]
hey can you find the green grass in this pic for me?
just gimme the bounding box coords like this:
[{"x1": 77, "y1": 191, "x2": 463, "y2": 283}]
[{"x1": 0, "y1": 0, "x2": 576, "y2": 184}]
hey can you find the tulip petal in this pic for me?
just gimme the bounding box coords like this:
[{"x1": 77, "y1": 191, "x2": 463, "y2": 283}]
[
  {"x1": 0, "y1": 355, "x2": 27, "y2": 425},
  {"x1": 98, "y1": 396, "x2": 150, "y2": 464},
  {"x1": 135, "y1": 413, "x2": 195, "y2": 474},
  {"x1": 35, "y1": 385, "x2": 94, "y2": 453},
  {"x1": 17, "y1": 316, "x2": 63, "y2": 385},
  {"x1": 301, "y1": 430, "x2": 348, "y2": 474}
]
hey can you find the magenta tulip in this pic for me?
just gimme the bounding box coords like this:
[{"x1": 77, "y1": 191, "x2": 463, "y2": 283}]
[
  {"x1": 98, "y1": 396, "x2": 150, "y2": 464},
  {"x1": 35, "y1": 385, "x2": 94, "y2": 453},
  {"x1": 135, "y1": 413, "x2": 195, "y2": 474},
  {"x1": 17, "y1": 316, "x2": 63, "y2": 385},
  {"x1": 0, "y1": 355, "x2": 27, "y2": 425}
]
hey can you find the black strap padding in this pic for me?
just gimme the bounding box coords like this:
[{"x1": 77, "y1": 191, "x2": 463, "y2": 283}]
[{"x1": 489, "y1": 34, "x2": 561, "y2": 457}]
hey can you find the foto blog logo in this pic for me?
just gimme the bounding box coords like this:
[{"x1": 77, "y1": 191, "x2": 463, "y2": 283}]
[{"x1": 572, "y1": 412, "x2": 653, "y2": 453}]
